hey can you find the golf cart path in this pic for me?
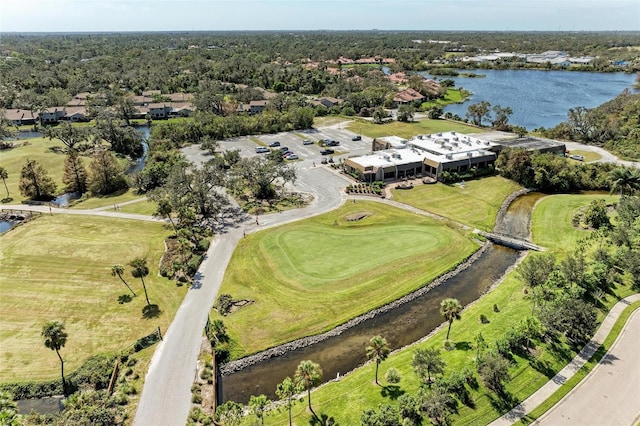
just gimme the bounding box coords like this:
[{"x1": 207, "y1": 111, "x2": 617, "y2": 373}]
[
  {"x1": 1, "y1": 203, "x2": 163, "y2": 222},
  {"x1": 489, "y1": 293, "x2": 640, "y2": 426},
  {"x1": 133, "y1": 167, "x2": 349, "y2": 426}
]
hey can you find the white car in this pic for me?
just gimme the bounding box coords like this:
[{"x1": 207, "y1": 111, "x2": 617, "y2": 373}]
[
  {"x1": 285, "y1": 154, "x2": 299, "y2": 160},
  {"x1": 255, "y1": 147, "x2": 269, "y2": 153}
]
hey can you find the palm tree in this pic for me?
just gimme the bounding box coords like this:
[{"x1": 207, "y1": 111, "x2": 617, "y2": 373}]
[
  {"x1": 276, "y1": 376, "x2": 296, "y2": 426},
  {"x1": 440, "y1": 298, "x2": 462, "y2": 340},
  {"x1": 249, "y1": 394, "x2": 269, "y2": 426},
  {"x1": 41, "y1": 320, "x2": 68, "y2": 395},
  {"x1": 129, "y1": 258, "x2": 150, "y2": 306},
  {"x1": 609, "y1": 167, "x2": 640, "y2": 197},
  {"x1": 412, "y1": 347, "x2": 445, "y2": 384},
  {"x1": 0, "y1": 167, "x2": 9, "y2": 200},
  {"x1": 111, "y1": 264, "x2": 136, "y2": 296},
  {"x1": 294, "y1": 360, "x2": 322, "y2": 421},
  {"x1": 366, "y1": 335, "x2": 390, "y2": 385}
]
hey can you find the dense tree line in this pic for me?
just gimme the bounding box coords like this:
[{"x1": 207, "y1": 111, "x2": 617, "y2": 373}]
[
  {"x1": 2, "y1": 32, "x2": 638, "y2": 110},
  {"x1": 495, "y1": 148, "x2": 625, "y2": 192},
  {"x1": 543, "y1": 91, "x2": 640, "y2": 160}
]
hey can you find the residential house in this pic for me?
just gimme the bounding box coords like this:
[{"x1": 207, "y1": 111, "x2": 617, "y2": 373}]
[
  {"x1": 316, "y1": 97, "x2": 343, "y2": 109},
  {"x1": 142, "y1": 90, "x2": 162, "y2": 97},
  {"x1": 4, "y1": 109, "x2": 36, "y2": 126},
  {"x1": 167, "y1": 92, "x2": 195, "y2": 103},
  {"x1": 147, "y1": 103, "x2": 172, "y2": 119},
  {"x1": 39, "y1": 107, "x2": 66, "y2": 125},
  {"x1": 392, "y1": 88, "x2": 425, "y2": 107},
  {"x1": 170, "y1": 102, "x2": 194, "y2": 117},
  {"x1": 63, "y1": 106, "x2": 88, "y2": 122},
  {"x1": 249, "y1": 100, "x2": 269, "y2": 114},
  {"x1": 388, "y1": 72, "x2": 408, "y2": 84}
]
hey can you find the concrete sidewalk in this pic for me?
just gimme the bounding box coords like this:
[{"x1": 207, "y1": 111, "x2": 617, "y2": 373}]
[{"x1": 489, "y1": 293, "x2": 640, "y2": 426}]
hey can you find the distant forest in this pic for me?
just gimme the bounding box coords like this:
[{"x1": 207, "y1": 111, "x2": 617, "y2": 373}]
[{"x1": 1, "y1": 31, "x2": 639, "y2": 109}]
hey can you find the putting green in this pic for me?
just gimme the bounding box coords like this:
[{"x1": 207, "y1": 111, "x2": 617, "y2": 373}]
[{"x1": 219, "y1": 201, "x2": 478, "y2": 356}]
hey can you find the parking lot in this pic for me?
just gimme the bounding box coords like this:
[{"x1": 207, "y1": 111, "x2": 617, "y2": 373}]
[{"x1": 182, "y1": 124, "x2": 373, "y2": 168}]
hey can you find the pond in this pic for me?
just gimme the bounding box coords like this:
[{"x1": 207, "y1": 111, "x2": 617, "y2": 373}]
[
  {"x1": 0, "y1": 220, "x2": 13, "y2": 233},
  {"x1": 423, "y1": 69, "x2": 638, "y2": 130}
]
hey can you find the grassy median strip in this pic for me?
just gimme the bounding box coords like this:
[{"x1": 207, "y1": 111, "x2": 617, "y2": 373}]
[
  {"x1": 218, "y1": 201, "x2": 478, "y2": 357},
  {"x1": 521, "y1": 300, "x2": 640, "y2": 424},
  {"x1": 0, "y1": 214, "x2": 184, "y2": 382},
  {"x1": 391, "y1": 176, "x2": 522, "y2": 231}
]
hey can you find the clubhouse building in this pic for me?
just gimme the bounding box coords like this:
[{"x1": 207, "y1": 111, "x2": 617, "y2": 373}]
[{"x1": 344, "y1": 132, "x2": 565, "y2": 182}]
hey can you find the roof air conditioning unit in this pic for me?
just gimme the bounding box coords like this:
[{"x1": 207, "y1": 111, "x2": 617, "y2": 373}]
[
  {"x1": 467, "y1": 152, "x2": 473, "y2": 157},
  {"x1": 484, "y1": 141, "x2": 490, "y2": 145},
  {"x1": 446, "y1": 154, "x2": 453, "y2": 159}
]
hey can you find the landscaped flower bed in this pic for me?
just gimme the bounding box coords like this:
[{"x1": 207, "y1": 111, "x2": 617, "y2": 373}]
[{"x1": 345, "y1": 182, "x2": 385, "y2": 196}]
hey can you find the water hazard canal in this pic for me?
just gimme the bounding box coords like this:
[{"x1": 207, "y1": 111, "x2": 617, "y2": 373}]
[{"x1": 219, "y1": 194, "x2": 541, "y2": 403}]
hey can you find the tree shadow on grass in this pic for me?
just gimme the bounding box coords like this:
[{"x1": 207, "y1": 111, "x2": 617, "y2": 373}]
[
  {"x1": 142, "y1": 304, "x2": 161, "y2": 319},
  {"x1": 118, "y1": 294, "x2": 133, "y2": 304},
  {"x1": 455, "y1": 341, "x2": 473, "y2": 351},
  {"x1": 488, "y1": 390, "x2": 519, "y2": 414},
  {"x1": 380, "y1": 384, "x2": 405, "y2": 400},
  {"x1": 530, "y1": 358, "x2": 556, "y2": 379},
  {"x1": 546, "y1": 340, "x2": 574, "y2": 363},
  {"x1": 309, "y1": 412, "x2": 339, "y2": 425}
]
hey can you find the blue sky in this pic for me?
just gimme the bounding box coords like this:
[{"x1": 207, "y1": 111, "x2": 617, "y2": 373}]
[{"x1": 1, "y1": 0, "x2": 638, "y2": 32}]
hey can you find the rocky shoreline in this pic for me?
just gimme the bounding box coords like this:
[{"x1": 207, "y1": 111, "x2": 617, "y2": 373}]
[
  {"x1": 220, "y1": 242, "x2": 490, "y2": 376},
  {"x1": 221, "y1": 188, "x2": 535, "y2": 376}
]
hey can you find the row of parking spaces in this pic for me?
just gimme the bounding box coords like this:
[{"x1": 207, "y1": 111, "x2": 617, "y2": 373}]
[{"x1": 213, "y1": 127, "x2": 373, "y2": 163}]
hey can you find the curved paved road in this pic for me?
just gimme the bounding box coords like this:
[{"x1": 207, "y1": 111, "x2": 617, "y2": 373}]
[
  {"x1": 535, "y1": 308, "x2": 640, "y2": 426},
  {"x1": 133, "y1": 166, "x2": 350, "y2": 426},
  {"x1": 490, "y1": 294, "x2": 640, "y2": 426}
]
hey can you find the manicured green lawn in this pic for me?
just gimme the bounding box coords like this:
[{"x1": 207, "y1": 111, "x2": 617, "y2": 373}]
[
  {"x1": 218, "y1": 201, "x2": 478, "y2": 357},
  {"x1": 0, "y1": 215, "x2": 185, "y2": 382},
  {"x1": 345, "y1": 118, "x2": 482, "y2": 140},
  {"x1": 71, "y1": 189, "x2": 147, "y2": 210},
  {"x1": 0, "y1": 137, "x2": 70, "y2": 202},
  {"x1": 111, "y1": 199, "x2": 158, "y2": 216},
  {"x1": 248, "y1": 193, "x2": 633, "y2": 426},
  {"x1": 391, "y1": 176, "x2": 523, "y2": 231},
  {"x1": 420, "y1": 88, "x2": 467, "y2": 109},
  {"x1": 531, "y1": 193, "x2": 618, "y2": 257}
]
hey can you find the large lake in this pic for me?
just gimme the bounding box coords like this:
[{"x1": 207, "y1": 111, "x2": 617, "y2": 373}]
[{"x1": 423, "y1": 69, "x2": 638, "y2": 130}]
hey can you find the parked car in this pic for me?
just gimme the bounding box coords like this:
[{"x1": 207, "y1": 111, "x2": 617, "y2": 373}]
[
  {"x1": 352, "y1": 135, "x2": 362, "y2": 141},
  {"x1": 320, "y1": 148, "x2": 335, "y2": 155},
  {"x1": 268, "y1": 141, "x2": 281, "y2": 147},
  {"x1": 282, "y1": 150, "x2": 294, "y2": 157},
  {"x1": 285, "y1": 154, "x2": 299, "y2": 160},
  {"x1": 302, "y1": 139, "x2": 314, "y2": 145},
  {"x1": 321, "y1": 157, "x2": 328, "y2": 164},
  {"x1": 255, "y1": 146, "x2": 269, "y2": 153},
  {"x1": 326, "y1": 140, "x2": 340, "y2": 146},
  {"x1": 569, "y1": 154, "x2": 584, "y2": 161}
]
